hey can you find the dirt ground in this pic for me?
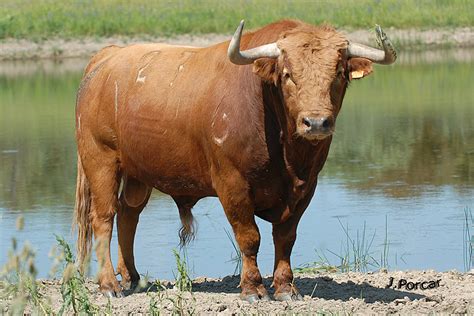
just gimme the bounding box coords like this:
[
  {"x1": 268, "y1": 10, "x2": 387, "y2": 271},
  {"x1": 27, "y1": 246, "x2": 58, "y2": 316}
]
[
  {"x1": 4, "y1": 270, "x2": 472, "y2": 315},
  {"x1": 1, "y1": 27, "x2": 473, "y2": 61}
]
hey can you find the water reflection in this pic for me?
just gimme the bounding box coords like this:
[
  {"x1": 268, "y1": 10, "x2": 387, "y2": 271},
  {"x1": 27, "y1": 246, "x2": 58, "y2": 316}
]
[
  {"x1": 327, "y1": 57, "x2": 474, "y2": 198},
  {"x1": 0, "y1": 70, "x2": 79, "y2": 210},
  {"x1": 0, "y1": 49, "x2": 473, "y2": 278}
]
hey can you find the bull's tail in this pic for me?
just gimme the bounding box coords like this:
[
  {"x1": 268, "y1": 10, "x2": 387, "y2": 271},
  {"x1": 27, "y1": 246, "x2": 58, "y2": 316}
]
[
  {"x1": 73, "y1": 155, "x2": 93, "y2": 267},
  {"x1": 178, "y1": 207, "x2": 196, "y2": 247}
]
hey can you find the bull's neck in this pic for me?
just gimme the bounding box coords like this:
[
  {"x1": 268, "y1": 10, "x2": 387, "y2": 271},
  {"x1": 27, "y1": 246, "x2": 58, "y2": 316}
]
[{"x1": 262, "y1": 82, "x2": 332, "y2": 184}]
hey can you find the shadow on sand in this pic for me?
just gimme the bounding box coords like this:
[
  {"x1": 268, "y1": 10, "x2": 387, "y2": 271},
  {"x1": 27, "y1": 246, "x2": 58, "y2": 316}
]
[
  {"x1": 136, "y1": 274, "x2": 425, "y2": 303},
  {"x1": 186, "y1": 275, "x2": 426, "y2": 303}
]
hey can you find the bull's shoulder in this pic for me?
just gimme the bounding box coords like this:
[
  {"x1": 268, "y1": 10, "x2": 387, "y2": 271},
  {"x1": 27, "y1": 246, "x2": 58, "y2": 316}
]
[{"x1": 83, "y1": 45, "x2": 122, "y2": 76}]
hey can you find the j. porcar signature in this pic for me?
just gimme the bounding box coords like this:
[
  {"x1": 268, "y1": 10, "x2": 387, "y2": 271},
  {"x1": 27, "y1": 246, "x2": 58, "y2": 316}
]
[{"x1": 386, "y1": 277, "x2": 441, "y2": 290}]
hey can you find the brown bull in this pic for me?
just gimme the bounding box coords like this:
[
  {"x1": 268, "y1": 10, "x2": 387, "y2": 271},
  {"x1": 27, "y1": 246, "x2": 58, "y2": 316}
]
[{"x1": 74, "y1": 19, "x2": 396, "y2": 301}]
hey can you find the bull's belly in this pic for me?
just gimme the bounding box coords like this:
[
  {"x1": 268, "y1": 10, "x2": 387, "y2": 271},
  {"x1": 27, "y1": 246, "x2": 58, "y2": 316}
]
[{"x1": 117, "y1": 131, "x2": 214, "y2": 197}]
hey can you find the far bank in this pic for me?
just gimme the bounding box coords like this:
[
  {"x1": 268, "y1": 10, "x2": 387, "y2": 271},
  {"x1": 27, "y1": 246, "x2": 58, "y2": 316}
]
[{"x1": 1, "y1": 27, "x2": 473, "y2": 61}]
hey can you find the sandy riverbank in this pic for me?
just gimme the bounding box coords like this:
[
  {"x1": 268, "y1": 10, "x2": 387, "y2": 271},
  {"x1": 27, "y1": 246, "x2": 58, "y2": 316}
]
[
  {"x1": 3, "y1": 270, "x2": 473, "y2": 314},
  {"x1": 1, "y1": 28, "x2": 473, "y2": 61}
]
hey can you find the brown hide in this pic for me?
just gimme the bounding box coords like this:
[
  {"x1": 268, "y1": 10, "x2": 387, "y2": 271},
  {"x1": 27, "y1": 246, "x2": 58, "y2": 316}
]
[
  {"x1": 77, "y1": 21, "x2": 323, "y2": 217},
  {"x1": 75, "y1": 19, "x2": 377, "y2": 299}
]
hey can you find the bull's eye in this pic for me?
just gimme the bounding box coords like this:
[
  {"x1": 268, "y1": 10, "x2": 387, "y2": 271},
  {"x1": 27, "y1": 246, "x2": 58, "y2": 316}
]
[
  {"x1": 283, "y1": 72, "x2": 296, "y2": 86},
  {"x1": 336, "y1": 66, "x2": 346, "y2": 80}
]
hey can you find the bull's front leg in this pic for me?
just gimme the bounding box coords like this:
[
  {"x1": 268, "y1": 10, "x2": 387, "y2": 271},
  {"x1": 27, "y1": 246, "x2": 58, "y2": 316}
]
[
  {"x1": 213, "y1": 169, "x2": 269, "y2": 302},
  {"x1": 272, "y1": 210, "x2": 304, "y2": 301}
]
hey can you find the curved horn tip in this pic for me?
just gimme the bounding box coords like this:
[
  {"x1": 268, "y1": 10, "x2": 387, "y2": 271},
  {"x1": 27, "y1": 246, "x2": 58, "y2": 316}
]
[
  {"x1": 237, "y1": 20, "x2": 245, "y2": 33},
  {"x1": 375, "y1": 24, "x2": 387, "y2": 41},
  {"x1": 233, "y1": 20, "x2": 245, "y2": 38}
]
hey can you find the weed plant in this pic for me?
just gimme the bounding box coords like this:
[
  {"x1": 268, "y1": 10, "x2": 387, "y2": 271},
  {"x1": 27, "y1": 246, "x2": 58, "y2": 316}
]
[
  {"x1": 0, "y1": 216, "x2": 53, "y2": 314},
  {"x1": 295, "y1": 216, "x2": 392, "y2": 274},
  {"x1": 463, "y1": 207, "x2": 473, "y2": 272},
  {"x1": 224, "y1": 228, "x2": 242, "y2": 276}
]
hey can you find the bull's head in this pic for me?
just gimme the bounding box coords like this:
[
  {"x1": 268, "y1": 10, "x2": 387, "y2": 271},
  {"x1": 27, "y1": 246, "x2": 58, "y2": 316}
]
[{"x1": 228, "y1": 20, "x2": 397, "y2": 141}]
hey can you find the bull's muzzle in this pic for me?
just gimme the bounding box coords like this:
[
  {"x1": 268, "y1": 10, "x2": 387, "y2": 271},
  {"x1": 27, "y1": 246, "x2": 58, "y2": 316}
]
[{"x1": 299, "y1": 115, "x2": 334, "y2": 140}]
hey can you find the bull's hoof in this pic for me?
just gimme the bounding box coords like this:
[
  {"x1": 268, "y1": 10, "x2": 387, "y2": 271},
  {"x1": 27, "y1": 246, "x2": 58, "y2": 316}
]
[
  {"x1": 241, "y1": 293, "x2": 272, "y2": 303},
  {"x1": 241, "y1": 293, "x2": 260, "y2": 303},
  {"x1": 120, "y1": 279, "x2": 139, "y2": 291},
  {"x1": 274, "y1": 292, "x2": 303, "y2": 301},
  {"x1": 116, "y1": 291, "x2": 125, "y2": 298},
  {"x1": 101, "y1": 289, "x2": 124, "y2": 298},
  {"x1": 260, "y1": 294, "x2": 271, "y2": 301},
  {"x1": 120, "y1": 280, "x2": 132, "y2": 291}
]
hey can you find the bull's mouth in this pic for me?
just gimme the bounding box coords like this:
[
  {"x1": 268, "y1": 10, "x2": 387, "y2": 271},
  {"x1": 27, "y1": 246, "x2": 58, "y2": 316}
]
[{"x1": 299, "y1": 129, "x2": 334, "y2": 141}]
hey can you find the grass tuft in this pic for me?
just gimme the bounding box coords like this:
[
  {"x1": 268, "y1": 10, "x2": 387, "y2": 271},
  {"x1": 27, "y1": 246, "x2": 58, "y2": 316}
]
[
  {"x1": 0, "y1": 215, "x2": 53, "y2": 315},
  {"x1": 295, "y1": 216, "x2": 393, "y2": 274},
  {"x1": 0, "y1": 220, "x2": 198, "y2": 314},
  {"x1": 224, "y1": 228, "x2": 242, "y2": 276},
  {"x1": 463, "y1": 207, "x2": 473, "y2": 272},
  {"x1": 170, "y1": 249, "x2": 196, "y2": 315},
  {"x1": 55, "y1": 235, "x2": 99, "y2": 315}
]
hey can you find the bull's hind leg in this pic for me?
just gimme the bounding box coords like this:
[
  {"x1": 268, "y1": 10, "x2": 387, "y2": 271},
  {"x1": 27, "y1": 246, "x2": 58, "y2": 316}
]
[
  {"x1": 81, "y1": 149, "x2": 122, "y2": 297},
  {"x1": 116, "y1": 176, "x2": 152, "y2": 290},
  {"x1": 212, "y1": 168, "x2": 269, "y2": 302}
]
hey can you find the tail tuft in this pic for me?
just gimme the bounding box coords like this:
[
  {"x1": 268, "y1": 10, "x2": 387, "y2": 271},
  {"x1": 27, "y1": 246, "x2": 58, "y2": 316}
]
[
  {"x1": 178, "y1": 207, "x2": 196, "y2": 247},
  {"x1": 73, "y1": 155, "x2": 93, "y2": 267}
]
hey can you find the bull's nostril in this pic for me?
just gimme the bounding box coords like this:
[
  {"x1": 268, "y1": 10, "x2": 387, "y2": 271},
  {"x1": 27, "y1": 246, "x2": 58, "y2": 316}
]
[
  {"x1": 302, "y1": 117, "x2": 312, "y2": 128},
  {"x1": 321, "y1": 118, "x2": 330, "y2": 129}
]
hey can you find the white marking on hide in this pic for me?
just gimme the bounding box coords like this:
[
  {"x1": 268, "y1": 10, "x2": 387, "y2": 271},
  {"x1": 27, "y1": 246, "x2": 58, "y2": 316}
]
[
  {"x1": 114, "y1": 81, "x2": 119, "y2": 118},
  {"x1": 136, "y1": 68, "x2": 147, "y2": 83},
  {"x1": 169, "y1": 82, "x2": 173, "y2": 87},
  {"x1": 213, "y1": 134, "x2": 228, "y2": 146},
  {"x1": 212, "y1": 113, "x2": 229, "y2": 147},
  {"x1": 178, "y1": 64, "x2": 184, "y2": 72},
  {"x1": 77, "y1": 115, "x2": 81, "y2": 132}
]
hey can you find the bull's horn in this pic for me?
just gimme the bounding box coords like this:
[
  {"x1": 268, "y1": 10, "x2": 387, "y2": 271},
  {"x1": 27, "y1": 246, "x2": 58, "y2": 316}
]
[
  {"x1": 228, "y1": 20, "x2": 280, "y2": 65},
  {"x1": 347, "y1": 25, "x2": 397, "y2": 65}
]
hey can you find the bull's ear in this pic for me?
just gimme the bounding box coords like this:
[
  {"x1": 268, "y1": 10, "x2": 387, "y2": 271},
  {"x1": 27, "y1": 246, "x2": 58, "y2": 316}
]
[
  {"x1": 348, "y1": 57, "x2": 373, "y2": 80},
  {"x1": 253, "y1": 58, "x2": 278, "y2": 84}
]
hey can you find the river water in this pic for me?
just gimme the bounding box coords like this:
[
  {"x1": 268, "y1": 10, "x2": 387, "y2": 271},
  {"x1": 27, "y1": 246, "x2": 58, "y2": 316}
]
[{"x1": 0, "y1": 49, "x2": 473, "y2": 280}]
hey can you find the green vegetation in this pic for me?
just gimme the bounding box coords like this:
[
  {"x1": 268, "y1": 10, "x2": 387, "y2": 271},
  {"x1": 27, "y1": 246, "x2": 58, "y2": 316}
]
[
  {"x1": 224, "y1": 228, "x2": 242, "y2": 275},
  {"x1": 0, "y1": 216, "x2": 53, "y2": 314},
  {"x1": 463, "y1": 207, "x2": 473, "y2": 272},
  {"x1": 55, "y1": 235, "x2": 99, "y2": 315},
  {"x1": 294, "y1": 217, "x2": 391, "y2": 274},
  {"x1": 1, "y1": 0, "x2": 473, "y2": 39},
  {"x1": 0, "y1": 216, "x2": 197, "y2": 314},
  {"x1": 170, "y1": 250, "x2": 196, "y2": 315}
]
